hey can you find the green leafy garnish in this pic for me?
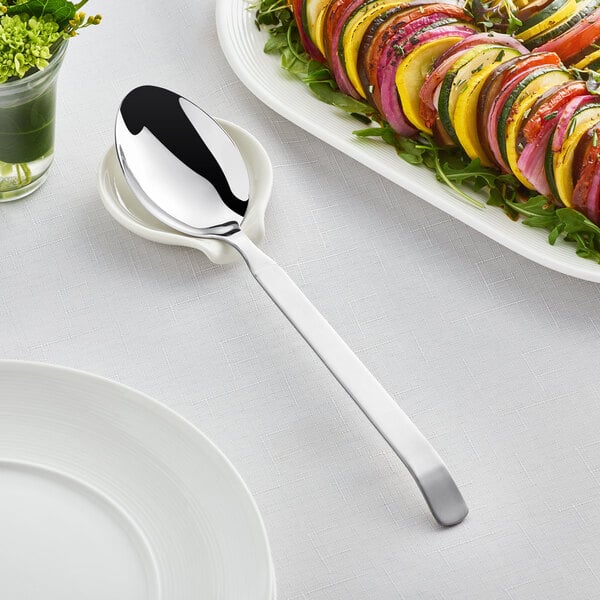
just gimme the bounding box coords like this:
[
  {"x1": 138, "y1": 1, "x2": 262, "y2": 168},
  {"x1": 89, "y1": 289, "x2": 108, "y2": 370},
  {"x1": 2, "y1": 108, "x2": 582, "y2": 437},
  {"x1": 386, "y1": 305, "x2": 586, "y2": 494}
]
[
  {"x1": 506, "y1": 196, "x2": 600, "y2": 262},
  {"x1": 465, "y1": 0, "x2": 522, "y2": 36}
]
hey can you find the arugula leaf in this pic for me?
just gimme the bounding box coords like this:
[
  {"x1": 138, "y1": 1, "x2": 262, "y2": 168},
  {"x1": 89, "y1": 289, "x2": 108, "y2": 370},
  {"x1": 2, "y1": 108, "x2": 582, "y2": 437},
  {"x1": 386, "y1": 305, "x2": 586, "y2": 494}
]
[
  {"x1": 504, "y1": 197, "x2": 600, "y2": 261},
  {"x1": 309, "y1": 82, "x2": 375, "y2": 117}
]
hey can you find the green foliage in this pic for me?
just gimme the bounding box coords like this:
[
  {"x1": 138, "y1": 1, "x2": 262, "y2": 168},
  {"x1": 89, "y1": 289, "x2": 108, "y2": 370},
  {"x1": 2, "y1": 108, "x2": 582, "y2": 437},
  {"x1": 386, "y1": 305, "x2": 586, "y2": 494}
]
[
  {"x1": 6, "y1": 0, "x2": 78, "y2": 25},
  {"x1": 0, "y1": 14, "x2": 61, "y2": 81},
  {"x1": 464, "y1": 0, "x2": 522, "y2": 35},
  {"x1": 0, "y1": 0, "x2": 101, "y2": 81},
  {"x1": 506, "y1": 197, "x2": 600, "y2": 262}
]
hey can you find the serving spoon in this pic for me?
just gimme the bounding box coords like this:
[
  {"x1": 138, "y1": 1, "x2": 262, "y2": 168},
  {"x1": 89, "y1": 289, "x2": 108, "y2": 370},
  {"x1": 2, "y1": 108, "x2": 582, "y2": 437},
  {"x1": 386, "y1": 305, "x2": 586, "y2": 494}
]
[{"x1": 114, "y1": 85, "x2": 468, "y2": 527}]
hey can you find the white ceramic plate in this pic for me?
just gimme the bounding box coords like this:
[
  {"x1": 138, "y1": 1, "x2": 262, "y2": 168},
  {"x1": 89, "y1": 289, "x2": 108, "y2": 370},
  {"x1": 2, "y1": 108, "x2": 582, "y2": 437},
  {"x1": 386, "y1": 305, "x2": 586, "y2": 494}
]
[
  {"x1": 0, "y1": 361, "x2": 275, "y2": 600},
  {"x1": 99, "y1": 117, "x2": 272, "y2": 265},
  {"x1": 216, "y1": 0, "x2": 600, "y2": 283}
]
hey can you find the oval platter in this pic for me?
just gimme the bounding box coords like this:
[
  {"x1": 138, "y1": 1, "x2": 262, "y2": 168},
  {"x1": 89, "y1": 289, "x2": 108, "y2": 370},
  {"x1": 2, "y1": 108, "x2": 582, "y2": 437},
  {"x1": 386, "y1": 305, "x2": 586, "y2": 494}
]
[{"x1": 216, "y1": 0, "x2": 600, "y2": 283}]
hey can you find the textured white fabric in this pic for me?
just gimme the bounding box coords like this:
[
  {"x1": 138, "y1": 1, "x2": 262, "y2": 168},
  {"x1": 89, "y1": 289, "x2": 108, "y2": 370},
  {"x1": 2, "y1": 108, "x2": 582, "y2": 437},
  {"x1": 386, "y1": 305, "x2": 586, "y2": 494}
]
[{"x1": 2, "y1": 1, "x2": 600, "y2": 597}]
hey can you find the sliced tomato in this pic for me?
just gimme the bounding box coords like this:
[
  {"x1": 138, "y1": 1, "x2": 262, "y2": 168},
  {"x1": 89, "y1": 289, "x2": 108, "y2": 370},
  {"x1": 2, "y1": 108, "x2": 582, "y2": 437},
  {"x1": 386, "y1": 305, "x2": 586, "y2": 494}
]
[
  {"x1": 572, "y1": 131, "x2": 600, "y2": 224},
  {"x1": 521, "y1": 80, "x2": 588, "y2": 143},
  {"x1": 537, "y1": 6, "x2": 600, "y2": 62},
  {"x1": 477, "y1": 52, "x2": 562, "y2": 171},
  {"x1": 572, "y1": 125, "x2": 600, "y2": 181}
]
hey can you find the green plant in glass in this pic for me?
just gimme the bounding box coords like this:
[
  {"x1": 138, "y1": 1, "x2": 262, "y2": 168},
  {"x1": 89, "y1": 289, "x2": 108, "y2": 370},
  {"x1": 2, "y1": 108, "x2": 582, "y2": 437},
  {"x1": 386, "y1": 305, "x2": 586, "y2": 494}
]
[{"x1": 0, "y1": 0, "x2": 101, "y2": 201}]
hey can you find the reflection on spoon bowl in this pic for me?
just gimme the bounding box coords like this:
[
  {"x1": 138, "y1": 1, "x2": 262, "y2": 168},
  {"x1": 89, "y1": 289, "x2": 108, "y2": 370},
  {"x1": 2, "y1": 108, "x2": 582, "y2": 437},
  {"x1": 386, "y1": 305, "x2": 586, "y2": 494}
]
[{"x1": 98, "y1": 118, "x2": 272, "y2": 265}]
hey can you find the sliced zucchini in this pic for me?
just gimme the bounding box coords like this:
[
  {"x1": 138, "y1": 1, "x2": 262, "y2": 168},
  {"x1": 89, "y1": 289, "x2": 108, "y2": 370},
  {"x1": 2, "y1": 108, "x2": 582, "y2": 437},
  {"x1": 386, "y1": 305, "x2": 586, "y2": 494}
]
[
  {"x1": 518, "y1": 0, "x2": 572, "y2": 31},
  {"x1": 524, "y1": 0, "x2": 600, "y2": 48},
  {"x1": 572, "y1": 47, "x2": 600, "y2": 68},
  {"x1": 453, "y1": 63, "x2": 502, "y2": 166},
  {"x1": 439, "y1": 45, "x2": 521, "y2": 146},
  {"x1": 517, "y1": 0, "x2": 577, "y2": 42}
]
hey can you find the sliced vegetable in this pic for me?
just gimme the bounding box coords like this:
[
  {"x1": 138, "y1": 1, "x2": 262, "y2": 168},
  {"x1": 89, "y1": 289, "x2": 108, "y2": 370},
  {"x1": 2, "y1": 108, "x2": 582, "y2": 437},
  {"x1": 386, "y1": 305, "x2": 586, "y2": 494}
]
[
  {"x1": 481, "y1": 53, "x2": 563, "y2": 170},
  {"x1": 452, "y1": 62, "x2": 500, "y2": 165},
  {"x1": 377, "y1": 14, "x2": 474, "y2": 133},
  {"x1": 497, "y1": 67, "x2": 571, "y2": 171},
  {"x1": 357, "y1": 5, "x2": 415, "y2": 108},
  {"x1": 552, "y1": 103, "x2": 600, "y2": 205},
  {"x1": 340, "y1": 0, "x2": 408, "y2": 98},
  {"x1": 439, "y1": 44, "x2": 521, "y2": 146},
  {"x1": 292, "y1": 0, "x2": 326, "y2": 61},
  {"x1": 523, "y1": 0, "x2": 600, "y2": 49},
  {"x1": 323, "y1": 0, "x2": 368, "y2": 96},
  {"x1": 395, "y1": 34, "x2": 467, "y2": 132},
  {"x1": 537, "y1": 6, "x2": 600, "y2": 63},
  {"x1": 419, "y1": 31, "x2": 527, "y2": 128},
  {"x1": 572, "y1": 128, "x2": 600, "y2": 222},
  {"x1": 521, "y1": 80, "x2": 588, "y2": 142},
  {"x1": 516, "y1": 0, "x2": 577, "y2": 42},
  {"x1": 303, "y1": 0, "x2": 334, "y2": 56}
]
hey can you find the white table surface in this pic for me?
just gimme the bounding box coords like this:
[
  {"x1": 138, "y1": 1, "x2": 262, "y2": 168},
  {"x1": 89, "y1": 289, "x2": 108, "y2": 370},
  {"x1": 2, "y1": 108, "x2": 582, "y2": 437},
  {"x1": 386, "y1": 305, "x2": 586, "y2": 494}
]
[{"x1": 2, "y1": 1, "x2": 600, "y2": 598}]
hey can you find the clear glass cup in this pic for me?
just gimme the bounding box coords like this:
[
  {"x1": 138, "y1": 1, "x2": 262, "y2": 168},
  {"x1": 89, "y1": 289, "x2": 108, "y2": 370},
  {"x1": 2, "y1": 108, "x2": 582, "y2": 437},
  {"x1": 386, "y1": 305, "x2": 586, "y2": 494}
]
[{"x1": 0, "y1": 41, "x2": 68, "y2": 202}]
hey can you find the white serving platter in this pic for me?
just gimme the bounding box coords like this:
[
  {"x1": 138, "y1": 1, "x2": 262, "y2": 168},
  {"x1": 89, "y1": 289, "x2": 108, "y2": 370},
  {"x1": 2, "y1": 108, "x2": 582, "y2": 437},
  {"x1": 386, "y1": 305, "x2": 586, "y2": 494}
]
[{"x1": 216, "y1": 0, "x2": 600, "y2": 283}]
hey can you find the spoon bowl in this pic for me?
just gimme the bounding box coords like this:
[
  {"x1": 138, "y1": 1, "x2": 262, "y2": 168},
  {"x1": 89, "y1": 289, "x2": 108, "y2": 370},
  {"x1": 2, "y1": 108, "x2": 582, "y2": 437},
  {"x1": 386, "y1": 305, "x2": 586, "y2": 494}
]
[{"x1": 99, "y1": 117, "x2": 271, "y2": 264}]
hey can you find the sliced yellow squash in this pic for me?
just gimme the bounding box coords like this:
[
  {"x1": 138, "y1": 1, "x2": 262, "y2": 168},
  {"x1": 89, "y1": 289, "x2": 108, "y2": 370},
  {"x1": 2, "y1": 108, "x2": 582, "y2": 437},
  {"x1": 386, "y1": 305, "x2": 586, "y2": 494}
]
[
  {"x1": 572, "y1": 48, "x2": 600, "y2": 69},
  {"x1": 395, "y1": 36, "x2": 466, "y2": 134},
  {"x1": 505, "y1": 70, "x2": 572, "y2": 188},
  {"x1": 453, "y1": 63, "x2": 500, "y2": 166},
  {"x1": 446, "y1": 45, "x2": 521, "y2": 137},
  {"x1": 554, "y1": 105, "x2": 600, "y2": 206},
  {"x1": 305, "y1": 0, "x2": 333, "y2": 55},
  {"x1": 341, "y1": 0, "x2": 406, "y2": 98}
]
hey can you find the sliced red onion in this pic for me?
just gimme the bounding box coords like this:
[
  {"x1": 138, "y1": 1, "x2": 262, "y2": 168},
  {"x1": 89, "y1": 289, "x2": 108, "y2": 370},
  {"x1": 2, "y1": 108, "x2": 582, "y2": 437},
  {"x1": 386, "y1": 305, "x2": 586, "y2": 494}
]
[
  {"x1": 434, "y1": 31, "x2": 528, "y2": 67},
  {"x1": 517, "y1": 120, "x2": 555, "y2": 195},
  {"x1": 551, "y1": 95, "x2": 599, "y2": 152},
  {"x1": 486, "y1": 65, "x2": 544, "y2": 172},
  {"x1": 379, "y1": 24, "x2": 474, "y2": 135},
  {"x1": 585, "y1": 171, "x2": 600, "y2": 225},
  {"x1": 327, "y1": 0, "x2": 366, "y2": 98}
]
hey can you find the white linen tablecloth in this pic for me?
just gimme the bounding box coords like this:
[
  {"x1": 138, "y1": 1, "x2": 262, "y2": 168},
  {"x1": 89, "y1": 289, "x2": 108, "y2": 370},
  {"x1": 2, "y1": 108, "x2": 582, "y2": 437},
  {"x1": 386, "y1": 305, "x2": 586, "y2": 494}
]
[{"x1": 2, "y1": 0, "x2": 600, "y2": 597}]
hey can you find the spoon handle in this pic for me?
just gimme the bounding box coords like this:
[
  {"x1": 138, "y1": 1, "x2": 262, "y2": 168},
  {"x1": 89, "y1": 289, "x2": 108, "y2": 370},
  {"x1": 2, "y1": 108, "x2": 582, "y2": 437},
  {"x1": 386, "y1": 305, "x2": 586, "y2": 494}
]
[{"x1": 228, "y1": 231, "x2": 467, "y2": 527}]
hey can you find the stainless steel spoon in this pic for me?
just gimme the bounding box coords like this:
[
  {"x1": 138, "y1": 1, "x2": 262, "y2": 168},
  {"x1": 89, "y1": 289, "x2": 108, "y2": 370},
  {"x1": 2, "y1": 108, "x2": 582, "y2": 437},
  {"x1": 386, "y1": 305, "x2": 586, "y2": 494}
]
[{"x1": 115, "y1": 85, "x2": 468, "y2": 527}]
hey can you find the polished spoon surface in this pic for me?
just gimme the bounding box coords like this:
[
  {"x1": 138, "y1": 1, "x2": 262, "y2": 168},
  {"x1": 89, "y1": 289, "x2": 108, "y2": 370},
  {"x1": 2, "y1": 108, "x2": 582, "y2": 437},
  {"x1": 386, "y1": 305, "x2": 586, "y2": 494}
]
[{"x1": 115, "y1": 85, "x2": 468, "y2": 527}]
